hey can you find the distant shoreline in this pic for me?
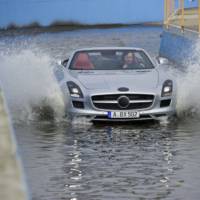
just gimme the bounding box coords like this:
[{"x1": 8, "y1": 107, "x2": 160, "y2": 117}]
[{"x1": 0, "y1": 21, "x2": 163, "y2": 37}]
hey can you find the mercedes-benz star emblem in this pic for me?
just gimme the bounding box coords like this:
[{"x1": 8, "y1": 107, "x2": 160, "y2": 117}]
[{"x1": 117, "y1": 96, "x2": 130, "y2": 109}]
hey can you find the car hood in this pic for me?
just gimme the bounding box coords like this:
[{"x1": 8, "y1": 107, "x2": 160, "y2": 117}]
[{"x1": 71, "y1": 70, "x2": 159, "y2": 90}]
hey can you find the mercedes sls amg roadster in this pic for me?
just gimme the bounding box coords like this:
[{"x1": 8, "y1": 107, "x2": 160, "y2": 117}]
[{"x1": 55, "y1": 47, "x2": 176, "y2": 122}]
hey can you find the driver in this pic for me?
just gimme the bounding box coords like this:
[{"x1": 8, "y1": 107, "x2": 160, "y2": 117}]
[{"x1": 122, "y1": 52, "x2": 138, "y2": 69}]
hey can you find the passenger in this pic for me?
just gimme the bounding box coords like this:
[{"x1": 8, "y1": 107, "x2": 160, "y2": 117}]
[
  {"x1": 74, "y1": 53, "x2": 94, "y2": 70},
  {"x1": 122, "y1": 52, "x2": 138, "y2": 69}
]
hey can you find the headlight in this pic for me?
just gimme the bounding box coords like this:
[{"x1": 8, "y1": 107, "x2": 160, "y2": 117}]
[
  {"x1": 67, "y1": 81, "x2": 83, "y2": 98},
  {"x1": 161, "y1": 80, "x2": 173, "y2": 97}
]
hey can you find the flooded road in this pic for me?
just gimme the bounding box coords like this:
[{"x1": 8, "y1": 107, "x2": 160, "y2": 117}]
[
  {"x1": 1, "y1": 26, "x2": 200, "y2": 200},
  {"x1": 15, "y1": 120, "x2": 200, "y2": 200}
]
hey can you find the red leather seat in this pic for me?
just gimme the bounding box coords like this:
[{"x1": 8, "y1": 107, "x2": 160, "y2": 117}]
[{"x1": 74, "y1": 53, "x2": 94, "y2": 69}]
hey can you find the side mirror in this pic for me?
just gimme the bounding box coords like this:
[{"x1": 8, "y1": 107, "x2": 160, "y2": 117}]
[
  {"x1": 157, "y1": 57, "x2": 169, "y2": 65},
  {"x1": 62, "y1": 58, "x2": 69, "y2": 67},
  {"x1": 57, "y1": 58, "x2": 69, "y2": 67}
]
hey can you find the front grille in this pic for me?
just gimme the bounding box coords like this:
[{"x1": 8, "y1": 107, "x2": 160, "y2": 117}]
[
  {"x1": 92, "y1": 94, "x2": 153, "y2": 101},
  {"x1": 91, "y1": 94, "x2": 154, "y2": 110}
]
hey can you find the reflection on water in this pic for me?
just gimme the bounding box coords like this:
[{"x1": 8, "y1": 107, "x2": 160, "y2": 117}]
[{"x1": 15, "y1": 119, "x2": 200, "y2": 200}]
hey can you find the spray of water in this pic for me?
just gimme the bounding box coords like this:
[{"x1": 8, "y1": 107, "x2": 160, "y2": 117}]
[
  {"x1": 176, "y1": 39, "x2": 200, "y2": 118},
  {"x1": 0, "y1": 49, "x2": 65, "y2": 123}
]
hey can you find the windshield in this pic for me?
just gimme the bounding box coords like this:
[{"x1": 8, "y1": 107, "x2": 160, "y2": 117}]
[{"x1": 69, "y1": 50, "x2": 154, "y2": 70}]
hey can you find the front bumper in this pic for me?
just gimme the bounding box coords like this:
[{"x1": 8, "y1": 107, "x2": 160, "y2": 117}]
[
  {"x1": 68, "y1": 104, "x2": 176, "y2": 121},
  {"x1": 66, "y1": 92, "x2": 176, "y2": 121}
]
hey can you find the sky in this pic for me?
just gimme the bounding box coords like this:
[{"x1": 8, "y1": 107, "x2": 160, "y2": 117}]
[{"x1": 0, "y1": 0, "x2": 198, "y2": 28}]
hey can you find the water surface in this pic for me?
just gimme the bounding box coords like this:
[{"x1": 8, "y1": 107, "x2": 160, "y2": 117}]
[{"x1": 1, "y1": 26, "x2": 200, "y2": 200}]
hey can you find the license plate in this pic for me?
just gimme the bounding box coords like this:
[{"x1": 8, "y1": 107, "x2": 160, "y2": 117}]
[{"x1": 108, "y1": 111, "x2": 140, "y2": 119}]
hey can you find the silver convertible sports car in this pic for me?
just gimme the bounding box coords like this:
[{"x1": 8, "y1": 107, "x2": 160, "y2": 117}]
[{"x1": 55, "y1": 47, "x2": 176, "y2": 122}]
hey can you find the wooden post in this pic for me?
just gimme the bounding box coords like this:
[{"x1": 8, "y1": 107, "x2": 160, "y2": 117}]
[
  {"x1": 169, "y1": 0, "x2": 171, "y2": 24},
  {"x1": 171, "y1": 0, "x2": 175, "y2": 15},
  {"x1": 199, "y1": 0, "x2": 200, "y2": 34},
  {"x1": 166, "y1": 0, "x2": 170, "y2": 29},
  {"x1": 179, "y1": 0, "x2": 184, "y2": 32},
  {"x1": 168, "y1": 0, "x2": 175, "y2": 25},
  {"x1": 164, "y1": 0, "x2": 167, "y2": 28}
]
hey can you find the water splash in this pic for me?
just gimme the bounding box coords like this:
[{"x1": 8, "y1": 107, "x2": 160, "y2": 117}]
[
  {"x1": 1, "y1": 35, "x2": 200, "y2": 124},
  {"x1": 176, "y1": 39, "x2": 200, "y2": 119},
  {"x1": 0, "y1": 49, "x2": 65, "y2": 123}
]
